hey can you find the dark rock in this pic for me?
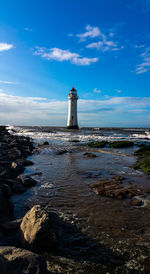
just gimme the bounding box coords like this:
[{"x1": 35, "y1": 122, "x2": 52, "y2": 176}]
[
  {"x1": 0, "y1": 190, "x2": 11, "y2": 221},
  {"x1": 1, "y1": 184, "x2": 12, "y2": 199},
  {"x1": 108, "y1": 141, "x2": 134, "y2": 148},
  {"x1": 43, "y1": 141, "x2": 49, "y2": 145},
  {"x1": 0, "y1": 246, "x2": 48, "y2": 274},
  {"x1": 18, "y1": 175, "x2": 37, "y2": 187},
  {"x1": 1, "y1": 219, "x2": 22, "y2": 234},
  {"x1": 83, "y1": 152, "x2": 97, "y2": 158},
  {"x1": 132, "y1": 198, "x2": 143, "y2": 207},
  {"x1": 11, "y1": 183, "x2": 26, "y2": 194},
  {"x1": 56, "y1": 150, "x2": 68, "y2": 155},
  {"x1": 87, "y1": 141, "x2": 108, "y2": 148},
  {"x1": 20, "y1": 205, "x2": 61, "y2": 252}
]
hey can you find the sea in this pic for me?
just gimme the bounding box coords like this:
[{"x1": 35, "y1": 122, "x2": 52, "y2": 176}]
[{"x1": 7, "y1": 126, "x2": 150, "y2": 245}]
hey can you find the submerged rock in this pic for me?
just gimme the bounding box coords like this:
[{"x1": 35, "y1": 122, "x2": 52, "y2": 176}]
[
  {"x1": 83, "y1": 152, "x2": 97, "y2": 158},
  {"x1": 90, "y1": 177, "x2": 146, "y2": 200},
  {"x1": 108, "y1": 141, "x2": 134, "y2": 148},
  {"x1": 18, "y1": 174, "x2": 37, "y2": 188},
  {"x1": 0, "y1": 246, "x2": 48, "y2": 274},
  {"x1": 20, "y1": 205, "x2": 61, "y2": 252}
]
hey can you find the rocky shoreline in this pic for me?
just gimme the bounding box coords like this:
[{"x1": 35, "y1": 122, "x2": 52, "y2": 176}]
[{"x1": 1, "y1": 126, "x2": 150, "y2": 273}]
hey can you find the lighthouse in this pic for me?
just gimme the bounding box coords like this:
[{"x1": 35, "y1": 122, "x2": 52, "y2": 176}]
[{"x1": 67, "y1": 87, "x2": 79, "y2": 129}]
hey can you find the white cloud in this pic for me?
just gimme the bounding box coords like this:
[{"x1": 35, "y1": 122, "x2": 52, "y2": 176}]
[
  {"x1": 0, "y1": 80, "x2": 16, "y2": 85},
  {"x1": 24, "y1": 27, "x2": 32, "y2": 32},
  {"x1": 34, "y1": 47, "x2": 98, "y2": 66},
  {"x1": 116, "y1": 89, "x2": 122, "y2": 93},
  {"x1": 135, "y1": 47, "x2": 150, "y2": 74},
  {"x1": 93, "y1": 88, "x2": 101, "y2": 94},
  {"x1": 0, "y1": 43, "x2": 14, "y2": 52},
  {"x1": 77, "y1": 25, "x2": 103, "y2": 42}
]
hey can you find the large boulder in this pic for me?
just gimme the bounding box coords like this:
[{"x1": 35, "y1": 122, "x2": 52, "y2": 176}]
[
  {"x1": 20, "y1": 205, "x2": 61, "y2": 252},
  {"x1": 0, "y1": 246, "x2": 48, "y2": 274}
]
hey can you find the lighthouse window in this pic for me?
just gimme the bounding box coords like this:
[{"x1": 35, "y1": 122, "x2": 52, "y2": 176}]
[{"x1": 72, "y1": 116, "x2": 73, "y2": 120}]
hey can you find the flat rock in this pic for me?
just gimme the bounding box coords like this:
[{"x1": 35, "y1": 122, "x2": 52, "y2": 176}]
[
  {"x1": 0, "y1": 246, "x2": 48, "y2": 274},
  {"x1": 18, "y1": 174, "x2": 37, "y2": 187}
]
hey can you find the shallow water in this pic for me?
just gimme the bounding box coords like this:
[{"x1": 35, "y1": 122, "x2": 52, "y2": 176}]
[{"x1": 9, "y1": 126, "x2": 150, "y2": 255}]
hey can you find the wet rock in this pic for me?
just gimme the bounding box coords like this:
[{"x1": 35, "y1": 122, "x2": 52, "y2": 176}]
[
  {"x1": 90, "y1": 177, "x2": 146, "y2": 201},
  {"x1": 0, "y1": 246, "x2": 48, "y2": 274},
  {"x1": 108, "y1": 141, "x2": 134, "y2": 148},
  {"x1": 1, "y1": 219, "x2": 22, "y2": 234},
  {"x1": 1, "y1": 184, "x2": 12, "y2": 199},
  {"x1": 20, "y1": 205, "x2": 61, "y2": 252},
  {"x1": 56, "y1": 150, "x2": 68, "y2": 155},
  {"x1": 43, "y1": 141, "x2": 49, "y2": 145},
  {"x1": 83, "y1": 152, "x2": 97, "y2": 158},
  {"x1": 132, "y1": 198, "x2": 143, "y2": 207},
  {"x1": 87, "y1": 141, "x2": 108, "y2": 148},
  {"x1": 11, "y1": 183, "x2": 26, "y2": 194},
  {"x1": 18, "y1": 174, "x2": 37, "y2": 187},
  {"x1": 0, "y1": 190, "x2": 11, "y2": 222}
]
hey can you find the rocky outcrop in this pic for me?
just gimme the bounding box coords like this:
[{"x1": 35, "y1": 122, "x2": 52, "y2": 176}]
[
  {"x1": 0, "y1": 246, "x2": 48, "y2": 274},
  {"x1": 20, "y1": 205, "x2": 61, "y2": 252},
  {"x1": 90, "y1": 176, "x2": 147, "y2": 200}
]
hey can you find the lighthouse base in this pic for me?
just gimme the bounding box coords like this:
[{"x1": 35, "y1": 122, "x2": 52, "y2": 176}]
[{"x1": 66, "y1": 125, "x2": 79, "y2": 129}]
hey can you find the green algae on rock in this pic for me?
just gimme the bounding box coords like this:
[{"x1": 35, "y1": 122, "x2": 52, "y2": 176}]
[
  {"x1": 87, "y1": 141, "x2": 108, "y2": 148},
  {"x1": 134, "y1": 145, "x2": 150, "y2": 175},
  {"x1": 108, "y1": 141, "x2": 134, "y2": 148}
]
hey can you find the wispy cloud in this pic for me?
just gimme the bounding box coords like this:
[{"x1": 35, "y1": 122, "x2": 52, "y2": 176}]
[
  {"x1": 0, "y1": 43, "x2": 14, "y2": 52},
  {"x1": 77, "y1": 24, "x2": 123, "y2": 52},
  {"x1": 34, "y1": 47, "x2": 98, "y2": 66},
  {"x1": 93, "y1": 88, "x2": 101, "y2": 94},
  {"x1": 24, "y1": 27, "x2": 32, "y2": 32},
  {"x1": 116, "y1": 89, "x2": 122, "y2": 93},
  {"x1": 0, "y1": 80, "x2": 16, "y2": 85},
  {"x1": 135, "y1": 47, "x2": 150, "y2": 74},
  {"x1": 77, "y1": 25, "x2": 103, "y2": 42}
]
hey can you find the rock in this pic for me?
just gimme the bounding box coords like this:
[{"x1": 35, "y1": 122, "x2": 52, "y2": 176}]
[
  {"x1": 56, "y1": 150, "x2": 68, "y2": 155},
  {"x1": 18, "y1": 175, "x2": 37, "y2": 187},
  {"x1": 83, "y1": 152, "x2": 97, "y2": 158},
  {"x1": 90, "y1": 177, "x2": 146, "y2": 201},
  {"x1": 20, "y1": 205, "x2": 61, "y2": 252},
  {"x1": 132, "y1": 198, "x2": 143, "y2": 207},
  {"x1": 11, "y1": 183, "x2": 26, "y2": 194},
  {"x1": 1, "y1": 184, "x2": 12, "y2": 199},
  {"x1": 0, "y1": 190, "x2": 11, "y2": 221},
  {"x1": 0, "y1": 246, "x2": 48, "y2": 274},
  {"x1": 145, "y1": 202, "x2": 150, "y2": 209},
  {"x1": 1, "y1": 219, "x2": 22, "y2": 234},
  {"x1": 43, "y1": 141, "x2": 49, "y2": 145}
]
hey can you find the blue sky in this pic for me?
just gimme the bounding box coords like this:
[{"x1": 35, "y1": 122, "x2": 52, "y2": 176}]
[{"x1": 0, "y1": 0, "x2": 150, "y2": 127}]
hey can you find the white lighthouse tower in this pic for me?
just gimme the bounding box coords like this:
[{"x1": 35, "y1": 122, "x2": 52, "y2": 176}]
[{"x1": 67, "y1": 87, "x2": 79, "y2": 129}]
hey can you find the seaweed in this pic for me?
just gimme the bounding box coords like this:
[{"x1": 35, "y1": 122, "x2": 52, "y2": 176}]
[
  {"x1": 108, "y1": 141, "x2": 134, "y2": 148},
  {"x1": 87, "y1": 141, "x2": 108, "y2": 148}
]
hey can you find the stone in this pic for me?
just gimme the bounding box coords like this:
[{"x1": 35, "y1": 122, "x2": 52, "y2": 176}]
[
  {"x1": 43, "y1": 141, "x2": 49, "y2": 145},
  {"x1": 83, "y1": 152, "x2": 97, "y2": 158},
  {"x1": 0, "y1": 246, "x2": 48, "y2": 274},
  {"x1": 0, "y1": 190, "x2": 11, "y2": 221},
  {"x1": 132, "y1": 199, "x2": 143, "y2": 207},
  {"x1": 1, "y1": 219, "x2": 22, "y2": 234},
  {"x1": 1, "y1": 184, "x2": 12, "y2": 199},
  {"x1": 18, "y1": 174, "x2": 37, "y2": 187},
  {"x1": 20, "y1": 205, "x2": 61, "y2": 252}
]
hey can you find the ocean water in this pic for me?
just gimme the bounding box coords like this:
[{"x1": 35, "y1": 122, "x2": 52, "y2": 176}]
[{"x1": 8, "y1": 126, "x2": 150, "y2": 246}]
